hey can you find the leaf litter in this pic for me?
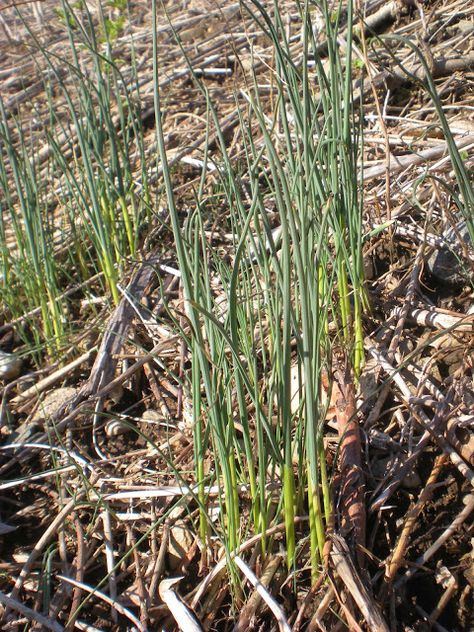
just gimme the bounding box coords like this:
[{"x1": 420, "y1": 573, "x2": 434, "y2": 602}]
[{"x1": 0, "y1": 0, "x2": 474, "y2": 630}]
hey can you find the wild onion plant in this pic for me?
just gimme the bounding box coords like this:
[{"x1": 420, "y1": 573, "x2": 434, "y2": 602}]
[
  {"x1": 0, "y1": 0, "x2": 150, "y2": 354},
  {"x1": 0, "y1": 101, "x2": 67, "y2": 354},
  {"x1": 153, "y1": 0, "x2": 366, "y2": 578}
]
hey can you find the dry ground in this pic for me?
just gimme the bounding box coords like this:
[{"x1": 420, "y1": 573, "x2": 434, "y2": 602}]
[{"x1": 0, "y1": 0, "x2": 474, "y2": 630}]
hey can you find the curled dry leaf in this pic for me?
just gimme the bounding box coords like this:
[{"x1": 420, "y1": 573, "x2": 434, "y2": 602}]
[
  {"x1": 0, "y1": 350, "x2": 22, "y2": 380},
  {"x1": 168, "y1": 520, "x2": 195, "y2": 570}
]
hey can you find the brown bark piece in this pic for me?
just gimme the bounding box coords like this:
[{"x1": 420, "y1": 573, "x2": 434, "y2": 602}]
[{"x1": 333, "y1": 356, "x2": 366, "y2": 568}]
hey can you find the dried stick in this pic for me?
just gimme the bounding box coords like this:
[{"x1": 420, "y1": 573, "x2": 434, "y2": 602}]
[
  {"x1": 0, "y1": 591, "x2": 64, "y2": 632},
  {"x1": 101, "y1": 509, "x2": 118, "y2": 624},
  {"x1": 369, "y1": 429, "x2": 432, "y2": 511},
  {"x1": 397, "y1": 493, "x2": 474, "y2": 587},
  {"x1": 159, "y1": 578, "x2": 203, "y2": 632},
  {"x1": 2, "y1": 488, "x2": 88, "y2": 625},
  {"x1": 148, "y1": 522, "x2": 170, "y2": 603},
  {"x1": 370, "y1": 347, "x2": 474, "y2": 487},
  {"x1": 387, "y1": 51, "x2": 474, "y2": 86},
  {"x1": 191, "y1": 517, "x2": 308, "y2": 608},
  {"x1": 384, "y1": 454, "x2": 447, "y2": 585},
  {"x1": 233, "y1": 555, "x2": 291, "y2": 632},
  {"x1": 58, "y1": 575, "x2": 146, "y2": 632},
  {"x1": 365, "y1": 240, "x2": 426, "y2": 441},
  {"x1": 428, "y1": 570, "x2": 458, "y2": 627},
  {"x1": 234, "y1": 555, "x2": 285, "y2": 632},
  {"x1": 11, "y1": 348, "x2": 96, "y2": 406},
  {"x1": 330, "y1": 535, "x2": 390, "y2": 632},
  {"x1": 126, "y1": 524, "x2": 149, "y2": 628},
  {"x1": 392, "y1": 306, "x2": 474, "y2": 332},
  {"x1": 0, "y1": 340, "x2": 175, "y2": 472},
  {"x1": 293, "y1": 571, "x2": 327, "y2": 632},
  {"x1": 307, "y1": 584, "x2": 335, "y2": 632},
  {"x1": 327, "y1": 573, "x2": 364, "y2": 632},
  {"x1": 363, "y1": 133, "x2": 474, "y2": 181},
  {"x1": 40, "y1": 511, "x2": 87, "y2": 630}
]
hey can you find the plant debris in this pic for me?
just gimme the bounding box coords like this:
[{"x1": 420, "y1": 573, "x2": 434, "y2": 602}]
[{"x1": 1, "y1": 0, "x2": 474, "y2": 630}]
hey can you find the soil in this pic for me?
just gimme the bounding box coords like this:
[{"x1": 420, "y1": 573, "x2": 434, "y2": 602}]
[{"x1": 0, "y1": 0, "x2": 474, "y2": 631}]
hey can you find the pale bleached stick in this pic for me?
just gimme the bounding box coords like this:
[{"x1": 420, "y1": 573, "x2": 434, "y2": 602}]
[
  {"x1": 0, "y1": 590, "x2": 64, "y2": 632},
  {"x1": 391, "y1": 306, "x2": 474, "y2": 332},
  {"x1": 101, "y1": 510, "x2": 118, "y2": 624},
  {"x1": 58, "y1": 575, "x2": 145, "y2": 632},
  {"x1": 363, "y1": 134, "x2": 474, "y2": 181},
  {"x1": 234, "y1": 555, "x2": 291, "y2": 632},
  {"x1": 11, "y1": 348, "x2": 96, "y2": 405},
  {"x1": 234, "y1": 555, "x2": 284, "y2": 632},
  {"x1": 159, "y1": 577, "x2": 203, "y2": 632}
]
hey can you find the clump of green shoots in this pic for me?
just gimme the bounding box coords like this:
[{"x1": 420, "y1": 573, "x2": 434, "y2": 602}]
[
  {"x1": 0, "y1": 102, "x2": 67, "y2": 355},
  {"x1": 153, "y1": 0, "x2": 366, "y2": 581},
  {"x1": 0, "y1": 0, "x2": 151, "y2": 355}
]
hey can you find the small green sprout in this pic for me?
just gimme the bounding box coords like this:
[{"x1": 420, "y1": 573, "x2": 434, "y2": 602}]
[
  {"x1": 104, "y1": 15, "x2": 125, "y2": 42},
  {"x1": 53, "y1": 7, "x2": 77, "y2": 29}
]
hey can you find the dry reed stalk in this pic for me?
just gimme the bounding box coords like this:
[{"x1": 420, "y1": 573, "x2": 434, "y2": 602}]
[{"x1": 330, "y1": 535, "x2": 390, "y2": 632}]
